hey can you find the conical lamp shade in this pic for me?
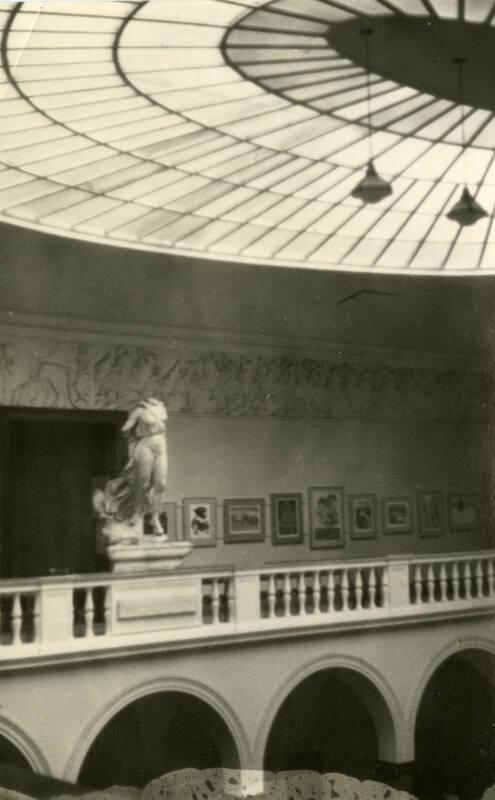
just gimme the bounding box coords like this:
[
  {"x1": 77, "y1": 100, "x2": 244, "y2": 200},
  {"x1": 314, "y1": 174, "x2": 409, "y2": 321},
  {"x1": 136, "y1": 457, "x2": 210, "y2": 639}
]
[
  {"x1": 447, "y1": 186, "x2": 488, "y2": 226},
  {"x1": 351, "y1": 160, "x2": 392, "y2": 204}
]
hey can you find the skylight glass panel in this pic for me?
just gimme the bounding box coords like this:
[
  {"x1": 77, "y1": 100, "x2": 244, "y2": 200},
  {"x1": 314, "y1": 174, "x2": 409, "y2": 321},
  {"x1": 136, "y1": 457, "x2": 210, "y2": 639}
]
[
  {"x1": 179, "y1": 142, "x2": 253, "y2": 173},
  {"x1": 337, "y1": 206, "x2": 384, "y2": 237},
  {"x1": 161, "y1": 82, "x2": 265, "y2": 114},
  {"x1": 112, "y1": 209, "x2": 180, "y2": 243},
  {"x1": 464, "y1": 0, "x2": 495, "y2": 20},
  {"x1": 24, "y1": 3, "x2": 132, "y2": 16},
  {"x1": 138, "y1": 0, "x2": 241, "y2": 25},
  {"x1": 414, "y1": 182, "x2": 458, "y2": 215},
  {"x1": 442, "y1": 147, "x2": 492, "y2": 184},
  {"x1": 255, "y1": 116, "x2": 342, "y2": 151},
  {"x1": 227, "y1": 30, "x2": 327, "y2": 47},
  {"x1": 0, "y1": 178, "x2": 61, "y2": 211},
  {"x1": 121, "y1": 49, "x2": 225, "y2": 73},
  {"x1": 24, "y1": 142, "x2": 102, "y2": 178},
  {"x1": 266, "y1": 69, "x2": 364, "y2": 92},
  {"x1": 186, "y1": 94, "x2": 287, "y2": 127},
  {"x1": 243, "y1": 227, "x2": 298, "y2": 258},
  {"x1": 343, "y1": 238, "x2": 387, "y2": 265},
  {"x1": 251, "y1": 196, "x2": 306, "y2": 226},
  {"x1": 282, "y1": 200, "x2": 328, "y2": 230},
  {"x1": 214, "y1": 223, "x2": 269, "y2": 255},
  {"x1": 404, "y1": 142, "x2": 461, "y2": 180},
  {"x1": 275, "y1": 163, "x2": 331, "y2": 195},
  {"x1": 140, "y1": 175, "x2": 211, "y2": 208},
  {"x1": 122, "y1": 21, "x2": 223, "y2": 48},
  {"x1": 444, "y1": 110, "x2": 493, "y2": 144},
  {"x1": 428, "y1": 0, "x2": 459, "y2": 18},
  {"x1": 13, "y1": 62, "x2": 116, "y2": 82},
  {"x1": 447, "y1": 242, "x2": 483, "y2": 270},
  {"x1": 388, "y1": 0, "x2": 428, "y2": 14},
  {"x1": 55, "y1": 96, "x2": 148, "y2": 123},
  {"x1": 8, "y1": 187, "x2": 90, "y2": 223},
  {"x1": 409, "y1": 242, "x2": 451, "y2": 269},
  {"x1": 471, "y1": 116, "x2": 495, "y2": 148},
  {"x1": 308, "y1": 203, "x2": 356, "y2": 234},
  {"x1": 390, "y1": 99, "x2": 453, "y2": 134},
  {"x1": 13, "y1": 11, "x2": 120, "y2": 33},
  {"x1": 245, "y1": 58, "x2": 343, "y2": 78},
  {"x1": 292, "y1": 125, "x2": 364, "y2": 159},
  {"x1": 308, "y1": 235, "x2": 357, "y2": 264},
  {"x1": 222, "y1": 106, "x2": 314, "y2": 139},
  {"x1": 416, "y1": 106, "x2": 469, "y2": 139},
  {"x1": 277, "y1": 231, "x2": 327, "y2": 260},
  {"x1": 295, "y1": 167, "x2": 348, "y2": 200},
  {"x1": 372, "y1": 137, "x2": 430, "y2": 176},
  {"x1": 480, "y1": 244, "x2": 495, "y2": 269},
  {"x1": 239, "y1": 9, "x2": 328, "y2": 33},
  {"x1": 203, "y1": 149, "x2": 273, "y2": 180},
  {"x1": 8, "y1": 31, "x2": 114, "y2": 49},
  {"x1": 271, "y1": 0, "x2": 354, "y2": 22},
  {"x1": 179, "y1": 219, "x2": 240, "y2": 251},
  {"x1": 77, "y1": 203, "x2": 149, "y2": 236},
  {"x1": 377, "y1": 240, "x2": 418, "y2": 268},
  {"x1": 332, "y1": 131, "x2": 400, "y2": 168},
  {"x1": 366, "y1": 94, "x2": 433, "y2": 128},
  {"x1": 367, "y1": 210, "x2": 410, "y2": 239},
  {"x1": 222, "y1": 192, "x2": 281, "y2": 223},
  {"x1": 196, "y1": 186, "x2": 257, "y2": 220},
  {"x1": 146, "y1": 214, "x2": 208, "y2": 247}
]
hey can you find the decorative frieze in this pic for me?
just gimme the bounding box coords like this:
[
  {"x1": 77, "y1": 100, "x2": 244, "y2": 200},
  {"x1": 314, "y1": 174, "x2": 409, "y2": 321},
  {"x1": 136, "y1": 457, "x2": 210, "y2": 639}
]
[{"x1": 0, "y1": 336, "x2": 485, "y2": 422}]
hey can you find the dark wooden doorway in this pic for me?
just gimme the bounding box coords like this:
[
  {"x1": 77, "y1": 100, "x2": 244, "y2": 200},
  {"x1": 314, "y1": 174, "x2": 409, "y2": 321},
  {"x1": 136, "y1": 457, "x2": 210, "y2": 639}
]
[{"x1": 0, "y1": 407, "x2": 125, "y2": 578}]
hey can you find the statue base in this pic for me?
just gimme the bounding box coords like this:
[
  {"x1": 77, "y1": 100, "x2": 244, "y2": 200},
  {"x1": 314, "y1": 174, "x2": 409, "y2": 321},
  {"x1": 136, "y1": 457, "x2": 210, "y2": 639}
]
[{"x1": 107, "y1": 540, "x2": 193, "y2": 574}]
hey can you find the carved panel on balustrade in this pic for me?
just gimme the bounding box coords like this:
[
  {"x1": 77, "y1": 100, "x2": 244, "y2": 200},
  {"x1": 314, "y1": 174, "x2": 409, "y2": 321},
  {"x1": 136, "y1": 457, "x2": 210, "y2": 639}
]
[{"x1": 0, "y1": 338, "x2": 485, "y2": 421}]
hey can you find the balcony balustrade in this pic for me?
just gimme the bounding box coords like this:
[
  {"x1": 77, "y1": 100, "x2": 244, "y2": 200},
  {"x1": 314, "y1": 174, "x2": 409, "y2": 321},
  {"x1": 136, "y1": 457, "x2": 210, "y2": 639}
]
[{"x1": 0, "y1": 551, "x2": 493, "y2": 663}]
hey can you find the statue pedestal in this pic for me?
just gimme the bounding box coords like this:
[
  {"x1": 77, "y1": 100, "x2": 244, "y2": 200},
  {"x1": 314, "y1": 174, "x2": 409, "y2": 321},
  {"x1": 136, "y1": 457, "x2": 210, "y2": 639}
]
[{"x1": 107, "y1": 540, "x2": 193, "y2": 573}]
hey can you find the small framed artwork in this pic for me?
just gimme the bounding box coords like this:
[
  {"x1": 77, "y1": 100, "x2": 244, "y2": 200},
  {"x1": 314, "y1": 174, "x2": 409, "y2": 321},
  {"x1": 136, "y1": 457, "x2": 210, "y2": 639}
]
[
  {"x1": 447, "y1": 494, "x2": 480, "y2": 531},
  {"x1": 144, "y1": 502, "x2": 176, "y2": 539},
  {"x1": 224, "y1": 499, "x2": 265, "y2": 543},
  {"x1": 270, "y1": 493, "x2": 304, "y2": 545},
  {"x1": 183, "y1": 498, "x2": 217, "y2": 547},
  {"x1": 309, "y1": 487, "x2": 345, "y2": 549},
  {"x1": 382, "y1": 497, "x2": 413, "y2": 535},
  {"x1": 348, "y1": 494, "x2": 377, "y2": 540},
  {"x1": 417, "y1": 491, "x2": 444, "y2": 537}
]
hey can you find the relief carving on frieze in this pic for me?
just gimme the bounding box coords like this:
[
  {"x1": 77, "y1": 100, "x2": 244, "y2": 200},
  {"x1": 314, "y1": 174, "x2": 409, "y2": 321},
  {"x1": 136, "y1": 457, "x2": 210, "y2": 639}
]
[{"x1": 0, "y1": 337, "x2": 486, "y2": 422}]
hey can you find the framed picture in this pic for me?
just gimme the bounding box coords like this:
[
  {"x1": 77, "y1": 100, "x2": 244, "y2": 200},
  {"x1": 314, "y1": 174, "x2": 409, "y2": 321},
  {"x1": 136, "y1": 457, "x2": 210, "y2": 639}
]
[
  {"x1": 447, "y1": 494, "x2": 480, "y2": 531},
  {"x1": 270, "y1": 493, "x2": 304, "y2": 545},
  {"x1": 348, "y1": 494, "x2": 377, "y2": 540},
  {"x1": 144, "y1": 502, "x2": 176, "y2": 539},
  {"x1": 224, "y1": 499, "x2": 265, "y2": 543},
  {"x1": 382, "y1": 497, "x2": 413, "y2": 534},
  {"x1": 308, "y1": 487, "x2": 344, "y2": 549},
  {"x1": 417, "y1": 491, "x2": 444, "y2": 537},
  {"x1": 183, "y1": 498, "x2": 217, "y2": 547}
]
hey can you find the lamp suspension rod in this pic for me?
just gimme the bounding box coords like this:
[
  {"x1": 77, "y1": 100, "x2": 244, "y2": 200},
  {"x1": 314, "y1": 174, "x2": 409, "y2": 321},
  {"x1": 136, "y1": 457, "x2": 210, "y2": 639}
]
[
  {"x1": 453, "y1": 56, "x2": 467, "y2": 186},
  {"x1": 361, "y1": 27, "x2": 373, "y2": 161}
]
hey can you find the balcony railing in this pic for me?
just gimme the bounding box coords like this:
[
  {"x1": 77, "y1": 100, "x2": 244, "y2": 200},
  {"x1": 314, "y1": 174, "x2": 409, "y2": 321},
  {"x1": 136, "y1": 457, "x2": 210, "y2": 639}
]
[{"x1": 0, "y1": 551, "x2": 493, "y2": 661}]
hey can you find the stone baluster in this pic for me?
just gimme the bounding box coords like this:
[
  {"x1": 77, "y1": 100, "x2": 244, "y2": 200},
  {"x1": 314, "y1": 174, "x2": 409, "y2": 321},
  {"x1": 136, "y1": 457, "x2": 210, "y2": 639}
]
[
  {"x1": 425, "y1": 564, "x2": 435, "y2": 603},
  {"x1": 103, "y1": 587, "x2": 112, "y2": 634},
  {"x1": 355, "y1": 570, "x2": 363, "y2": 611},
  {"x1": 341, "y1": 570, "x2": 349, "y2": 611},
  {"x1": 368, "y1": 568, "x2": 377, "y2": 609},
  {"x1": 227, "y1": 579, "x2": 235, "y2": 622},
  {"x1": 313, "y1": 571, "x2": 321, "y2": 615},
  {"x1": 463, "y1": 562, "x2": 473, "y2": 600},
  {"x1": 380, "y1": 567, "x2": 389, "y2": 607},
  {"x1": 298, "y1": 573, "x2": 307, "y2": 616},
  {"x1": 474, "y1": 560, "x2": 483, "y2": 597},
  {"x1": 267, "y1": 574, "x2": 276, "y2": 619},
  {"x1": 327, "y1": 571, "x2": 335, "y2": 612},
  {"x1": 11, "y1": 594, "x2": 22, "y2": 646},
  {"x1": 439, "y1": 563, "x2": 448, "y2": 602},
  {"x1": 84, "y1": 589, "x2": 95, "y2": 638},
  {"x1": 32, "y1": 593, "x2": 41, "y2": 643},
  {"x1": 211, "y1": 579, "x2": 221, "y2": 624},
  {"x1": 452, "y1": 561, "x2": 460, "y2": 600},
  {"x1": 488, "y1": 559, "x2": 495, "y2": 596},
  {"x1": 282, "y1": 573, "x2": 291, "y2": 617},
  {"x1": 412, "y1": 565, "x2": 422, "y2": 604}
]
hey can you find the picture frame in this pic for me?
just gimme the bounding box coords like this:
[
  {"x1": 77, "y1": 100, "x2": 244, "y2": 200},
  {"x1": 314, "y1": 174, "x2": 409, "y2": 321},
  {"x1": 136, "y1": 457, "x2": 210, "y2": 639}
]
[
  {"x1": 144, "y1": 502, "x2": 177, "y2": 539},
  {"x1": 417, "y1": 491, "x2": 444, "y2": 537},
  {"x1": 270, "y1": 493, "x2": 304, "y2": 545},
  {"x1": 308, "y1": 487, "x2": 345, "y2": 549},
  {"x1": 348, "y1": 494, "x2": 377, "y2": 540},
  {"x1": 183, "y1": 498, "x2": 217, "y2": 547},
  {"x1": 447, "y1": 494, "x2": 480, "y2": 532},
  {"x1": 224, "y1": 498, "x2": 265, "y2": 543},
  {"x1": 382, "y1": 497, "x2": 413, "y2": 535}
]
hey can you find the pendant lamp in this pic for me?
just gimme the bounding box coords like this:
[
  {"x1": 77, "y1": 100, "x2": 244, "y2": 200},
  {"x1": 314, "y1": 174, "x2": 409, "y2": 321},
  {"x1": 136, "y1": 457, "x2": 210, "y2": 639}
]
[
  {"x1": 446, "y1": 57, "x2": 487, "y2": 226},
  {"x1": 352, "y1": 27, "x2": 392, "y2": 204}
]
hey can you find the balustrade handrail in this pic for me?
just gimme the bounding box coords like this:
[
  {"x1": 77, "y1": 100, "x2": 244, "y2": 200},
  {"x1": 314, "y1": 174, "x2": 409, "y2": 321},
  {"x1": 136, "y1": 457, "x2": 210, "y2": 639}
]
[
  {"x1": 407, "y1": 549, "x2": 495, "y2": 565},
  {"x1": 246, "y1": 558, "x2": 389, "y2": 578}
]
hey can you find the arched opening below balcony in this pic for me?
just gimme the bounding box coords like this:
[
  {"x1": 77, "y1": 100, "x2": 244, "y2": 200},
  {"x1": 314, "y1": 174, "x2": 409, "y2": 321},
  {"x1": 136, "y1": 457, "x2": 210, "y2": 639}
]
[
  {"x1": 263, "y1": 668, "x2": 395, "y2": 781},
  {"x1": 78, "y1": 691, "x2": 240, "y2": 789},
  {"x1": 415, "y1": 648, "x2": 495, "y2": 800}
]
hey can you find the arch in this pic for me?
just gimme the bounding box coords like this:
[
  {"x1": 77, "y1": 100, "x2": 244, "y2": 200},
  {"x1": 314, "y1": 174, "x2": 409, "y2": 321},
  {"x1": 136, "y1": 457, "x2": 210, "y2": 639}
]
[
  {"x1": 254, "y1": 654, "x2": 405, "y2": 770},
  {"x1": 407, "y1": 635, "x2": 495, "y2": 755},
  {"x1": 413, "y1": 640, "x2": 495, "y2": 799},
  {"x1": 0, "y1": 717, "x2": 50, "y2": 774},
  {"x1": 64, "y1": 677, "x2": 251, "y2": 784}
]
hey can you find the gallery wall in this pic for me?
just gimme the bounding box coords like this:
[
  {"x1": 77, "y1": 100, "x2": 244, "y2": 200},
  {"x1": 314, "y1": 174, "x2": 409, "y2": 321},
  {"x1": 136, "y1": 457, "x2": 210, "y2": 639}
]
[{"x1": 0, "y1": 325, "x2": 488, "y2": 573}]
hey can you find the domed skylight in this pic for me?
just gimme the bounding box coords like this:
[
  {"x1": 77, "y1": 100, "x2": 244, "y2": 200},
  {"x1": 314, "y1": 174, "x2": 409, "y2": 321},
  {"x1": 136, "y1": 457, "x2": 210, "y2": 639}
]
[{"x1": 0, "y1": 0, "x2": 494, "y2": 273}]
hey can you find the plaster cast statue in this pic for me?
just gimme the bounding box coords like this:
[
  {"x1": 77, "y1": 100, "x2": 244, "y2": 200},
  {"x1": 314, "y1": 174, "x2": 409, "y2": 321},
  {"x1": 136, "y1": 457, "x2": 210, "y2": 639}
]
[{"x1": 93, "y1": 398, "x2": 169, "y2": 544}]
